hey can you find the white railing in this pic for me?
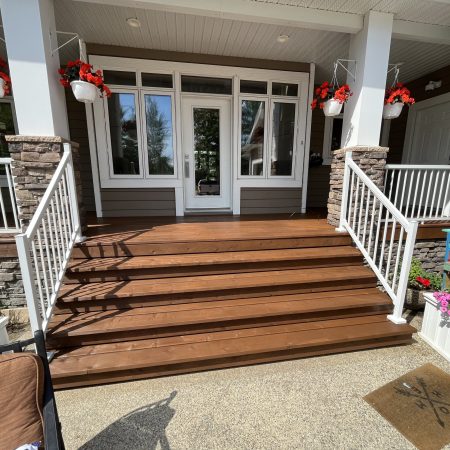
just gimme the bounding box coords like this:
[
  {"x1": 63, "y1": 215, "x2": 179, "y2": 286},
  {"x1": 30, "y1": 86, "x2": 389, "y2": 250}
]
[
  {"x1": 0, "y1": 157, "x2": 20, "y2": 233},
  {"x1": 338, "y1": 152, "x2": 418, "y2": 324},
  {"x1": 15, "y1": 143, "x2": 83, "y2": 332},
  {"x1": 384, "y1": 165, "x2": 450, "y2": 221}
]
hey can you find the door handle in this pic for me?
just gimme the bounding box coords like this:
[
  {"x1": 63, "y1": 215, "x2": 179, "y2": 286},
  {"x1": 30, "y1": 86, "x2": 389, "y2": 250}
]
[{"x1": 184, "y1": 155, "x2": 190, "y2": 178}]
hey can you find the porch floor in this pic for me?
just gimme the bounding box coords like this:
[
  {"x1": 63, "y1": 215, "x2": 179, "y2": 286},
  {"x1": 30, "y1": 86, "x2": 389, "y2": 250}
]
[{"x1": 47, "y1": 213, "x2": 414, "y2": 389}]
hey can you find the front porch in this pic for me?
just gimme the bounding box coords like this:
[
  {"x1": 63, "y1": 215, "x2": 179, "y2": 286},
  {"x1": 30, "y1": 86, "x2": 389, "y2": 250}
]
[{"x1": 45, "y1": 214, "x2": 414, "y2": 389}]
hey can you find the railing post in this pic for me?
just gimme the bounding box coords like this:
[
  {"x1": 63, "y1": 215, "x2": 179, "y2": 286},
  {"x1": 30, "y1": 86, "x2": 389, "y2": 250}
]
[
  {"x1": 64, "y1": 143, "x2": 85, "y2": 243},
  {"x1": 388, "y1": 220, "x2": 419, "y2": 324},
  {"x1": 336, "y1": 151, "x2": 352, "y2": 232},
  {"x1": 15, "y1": 233, "x2": 42, "y2": 332}
]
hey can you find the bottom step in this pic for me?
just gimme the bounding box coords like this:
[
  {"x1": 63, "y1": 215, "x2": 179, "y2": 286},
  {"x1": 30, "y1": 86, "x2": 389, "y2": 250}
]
[{"x1": 50, "y1": 315, "x2": 415, "y2": 389}]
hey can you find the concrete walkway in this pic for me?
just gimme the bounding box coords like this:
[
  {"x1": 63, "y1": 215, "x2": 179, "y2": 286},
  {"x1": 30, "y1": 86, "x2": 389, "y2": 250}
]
[{"x1": 55, "y1": 313, "x2": 450, "y2": 450}]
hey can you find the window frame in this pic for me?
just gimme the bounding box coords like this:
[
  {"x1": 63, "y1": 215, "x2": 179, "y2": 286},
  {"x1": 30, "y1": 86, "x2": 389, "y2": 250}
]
[{"x1": 140, "y1": 89, "x2": 178, "y2": 179}]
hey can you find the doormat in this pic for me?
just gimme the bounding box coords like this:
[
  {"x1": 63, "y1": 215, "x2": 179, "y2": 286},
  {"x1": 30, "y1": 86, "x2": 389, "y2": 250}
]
[{"x1": 364, "y1": 364, "x2": 450, "y2": 450}]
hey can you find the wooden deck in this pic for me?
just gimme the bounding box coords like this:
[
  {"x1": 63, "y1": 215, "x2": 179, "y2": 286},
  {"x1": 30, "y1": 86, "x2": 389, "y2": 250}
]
[{"x1": 47, "y1": 215, "x2": 415, "y2": 389}]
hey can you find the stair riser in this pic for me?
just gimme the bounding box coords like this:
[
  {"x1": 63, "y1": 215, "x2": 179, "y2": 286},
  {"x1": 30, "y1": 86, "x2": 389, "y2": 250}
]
[
  {"x1": 72, "y1": 236, "x2": 352, "y2": 258},
  {"x1": 55, "y1": 278, "x2": 377, "y2": 313},
  {"x1": 47, "y1": 305, "x2": 393, "y2": 348},
  {"x1": 52, "y1": 335, "x2": 412, "y2": 389},
  {"x1": 64, "y1": 256, "x2": 363, "y2": 283}
]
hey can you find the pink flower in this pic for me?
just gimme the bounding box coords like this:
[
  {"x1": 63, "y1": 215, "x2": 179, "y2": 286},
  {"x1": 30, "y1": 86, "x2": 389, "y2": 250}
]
[{"x1": 440, "y1": 306, "x2": 448, "y2": 314}]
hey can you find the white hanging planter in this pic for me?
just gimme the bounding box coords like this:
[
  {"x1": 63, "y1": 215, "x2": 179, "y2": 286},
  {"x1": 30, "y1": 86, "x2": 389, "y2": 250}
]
[
  {"x1": 70, "y1": 80, "x2": 98, "y2": 103},
  {"x1": 0, "y1": 79, "x2": 6, "y2": 98},
  {"x1": 323, "y1": 98, "x2": 343, "y2": 117},
  {"x1": 420, "y1": 293, "x2": 450, "y2": 362},
  {"x1": 382, "y1": 102, "x2": 404, "y2": 120},
  {"x1": 0, "y1": 316, "x2": 9, "y2": 345}
]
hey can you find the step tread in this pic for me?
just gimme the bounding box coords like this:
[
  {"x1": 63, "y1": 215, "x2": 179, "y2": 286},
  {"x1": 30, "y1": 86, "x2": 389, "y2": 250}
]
[
  {"x1": 49, "y1": 315, "x2": 415, "y2": 378},
  {"x1": 67, "y1": 246, "x2": 361, "y2": 273},
  {"x1": 58, "y1": 266, "x2": 376, "y2": 302},
  {"x1": 48, "y1": 289, "x2": 391, "y2": 337}
]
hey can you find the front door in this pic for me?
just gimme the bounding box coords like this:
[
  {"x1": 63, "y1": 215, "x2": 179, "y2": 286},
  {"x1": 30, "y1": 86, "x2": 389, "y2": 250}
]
[{"x1": 182, "y1": 97, "x2": 232, "y2": 210}]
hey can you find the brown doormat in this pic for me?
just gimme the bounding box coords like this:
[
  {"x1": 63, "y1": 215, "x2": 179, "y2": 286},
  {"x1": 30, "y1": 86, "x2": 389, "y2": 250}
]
[{"x1": 364, "y1": 363, "x2": 450, "y2": 450}]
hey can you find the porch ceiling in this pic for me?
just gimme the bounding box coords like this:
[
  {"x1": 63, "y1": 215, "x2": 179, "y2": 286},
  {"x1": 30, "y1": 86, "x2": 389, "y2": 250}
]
[{"x1": 51, "y1": 0, "x2": 450, "y2": 83}]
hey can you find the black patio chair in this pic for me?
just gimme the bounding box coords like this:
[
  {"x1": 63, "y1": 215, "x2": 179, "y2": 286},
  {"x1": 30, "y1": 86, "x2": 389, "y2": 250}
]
[{"x1": 0, "y1": 330, "x2": 65, "y2": 450}]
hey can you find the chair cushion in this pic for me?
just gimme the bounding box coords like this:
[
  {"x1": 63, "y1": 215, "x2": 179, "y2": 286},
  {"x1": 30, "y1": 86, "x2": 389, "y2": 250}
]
[{"x1": 0, "y1": 353, "x2": 44, "y2": 450}]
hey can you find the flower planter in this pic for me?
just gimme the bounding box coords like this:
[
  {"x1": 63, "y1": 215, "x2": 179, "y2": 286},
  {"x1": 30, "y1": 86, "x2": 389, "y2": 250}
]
[
  {"x1": 382, "y1": 102, "x2": 404, "y2": 119},
  {"x1": 0, "y1": 78, "x2": 6, "y2": 98},
  {"x1": 0, "y1": 316, "x2": 9, "y2": 345},
  {"x1": 405, "y1": 288, "x2": 427, "y2": 310},
  {"x1": 70, "y1": 80, "x2": 98, "y2": 103},
  {"x1": 322, "y1": 99, "x2": 343, "y2": 117},
  {"x1": 420, "y1": 293, "x2": 450, "y2": 362}
]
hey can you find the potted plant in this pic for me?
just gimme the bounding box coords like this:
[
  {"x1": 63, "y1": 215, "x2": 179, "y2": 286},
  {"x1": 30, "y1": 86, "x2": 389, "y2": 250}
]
[
  {"x1": 383, "y1": 82, "x2": 415, "y2": 119},
  {"x1": 0, "y1": 311, "x2": 9, "y2": 345},
  {"x1": 420, "y1": 291, "x2": 450, "y2": 362},
  {"x1": 0, "y1": 58, "x2": 11, "y2": 98},
  {"x1": 310, "y1": 81, "x2": 352, "y2": 117},
  {"x1": 406, "y1": 257, "x2": 442, "y2": 310},
  {"x1": 58, "y1": 59, "x2": 111, "y2": 103}
]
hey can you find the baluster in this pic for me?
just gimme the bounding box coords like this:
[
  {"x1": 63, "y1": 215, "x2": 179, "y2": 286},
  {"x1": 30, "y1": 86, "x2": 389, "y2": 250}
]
[
  {"x1": 423, "y1": 169, "x2": 434, "y2": 218},
  {"x1": 367, "y1": 196, "x2": 377, "y2": 255},
  {"x1": 436, "y1": 170, "x2": 446, "y2": 218},
  {"x1": 41, "y1": 218, "x2": 56, "y2": 293},
  {"x1": 417, "y1": 170, "x2": 427, "y2": 219},
  {"x1": 398, "y1": 170, "x2": 408, "y2": 216},
  {"x1": 372, "y1": 202, "x2": 384, "y2": 262},
  {"x1": 405, "y1": 170, "x2": 414, "y2": 219},
  {"x1": 442, "y1": 171, "x2": 450, "y2": 217},
  {"x1": 54, "y1": 187, "x2": 67, "y2": 258},
  {"x1": 0, "y1": 182, "x2": 7, "y2": 229},
  {"x1": 393, "y1": 169, "x2": 402, "y2": 210},
  {"x1": 5, "y1": 163, "x2": 19, "y2": 229},
  {"x1": 411, "y1": 170, "x2": 421, "y2": 219},
  {"x1": 430, "y1": 170, "x2": 440, "y2": 218},
  {"x1": 50, "y1": 198, "x2": 62, "y2": 275},
  {"x1": 357, "y1": 183, "x2": 365, "y2": 239},
  {"x1": 378, "y1": 208, "x2": 390, "y2": 273},
  {"x1": 352, "y1": 177, "x2": 360, "y2": 231},
  {"x1": 58, "y1": 180, "x2": 70, "y2": 251},
  {"x1": 61, "y1": 173, "x2": 73, "y2": 239},
  {"x1": 392, "y1": 227, "x2": 404, "y2": 292},
  {"x1": 31, "y1": 236, "x2": 46, "y2": 315},
  {"x1": 36, "y1": 227, "x2": 50, "y2": 308},
  {"x1": 362, "y1": 189, "x2": 371, "y2": 248},
  {"x1": 385, "y1": 218, "x2": 397, "y2": 281},
  {"x1": 347, "y1": 170, "x2": 355, "y2": 225}
]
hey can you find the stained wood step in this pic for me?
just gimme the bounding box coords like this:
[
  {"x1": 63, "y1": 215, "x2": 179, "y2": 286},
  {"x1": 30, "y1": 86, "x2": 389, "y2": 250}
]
[
  {"x1": 72, "y1": 229, "x2": 352, "y2": 258},
  {"x1": 47, "y1": 288, "x2": 392, "y2": 347},
  {"x1": 65, "y1": 246, "x2": 362, "y2": 283},
  {"x1": 49, "y1": 315, "x2": 415, "y2": 389},
  {"x1": 55, "y1": 266, "x2": 377, "y2": 313}
]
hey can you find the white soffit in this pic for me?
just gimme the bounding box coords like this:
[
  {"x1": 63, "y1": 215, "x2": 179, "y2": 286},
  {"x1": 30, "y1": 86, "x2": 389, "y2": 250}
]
[{"x1": 54, "y1": 0, "x2": 450, "y2": 82}]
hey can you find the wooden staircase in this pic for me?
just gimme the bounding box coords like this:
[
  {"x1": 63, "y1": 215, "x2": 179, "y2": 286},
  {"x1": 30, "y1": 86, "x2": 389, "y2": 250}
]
[{"x1": 47, "y1": 218, "x2": 415, "y2": 389}]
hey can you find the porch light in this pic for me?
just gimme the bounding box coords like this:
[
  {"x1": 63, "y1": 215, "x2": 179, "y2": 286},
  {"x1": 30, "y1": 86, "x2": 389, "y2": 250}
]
[
  {"x1": 126, "y1": 18, "x2": 141, "y2": 28},
  {"x1": 277, "y1": 34, "x2": 289, "y2": 43}
]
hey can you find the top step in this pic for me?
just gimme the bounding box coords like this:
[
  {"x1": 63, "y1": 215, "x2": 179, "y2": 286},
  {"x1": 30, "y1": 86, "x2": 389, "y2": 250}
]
[{"x1": 73, "y1": 221, "x2": 351, "y2": 258}]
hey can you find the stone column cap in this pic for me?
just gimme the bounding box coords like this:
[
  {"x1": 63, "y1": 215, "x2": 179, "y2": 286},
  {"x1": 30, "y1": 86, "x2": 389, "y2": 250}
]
[
  {"x1": 333, "y1": 145, "x2": 389, "y2": 156},
  {"x1": 4, "y1": 135, "x2": 79, "y2": 147}
]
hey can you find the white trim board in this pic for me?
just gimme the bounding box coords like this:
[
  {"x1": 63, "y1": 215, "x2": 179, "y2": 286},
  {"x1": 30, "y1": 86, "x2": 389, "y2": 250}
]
[{"x1": 402, "y1": 92, "x2": 450, "y2": 163}]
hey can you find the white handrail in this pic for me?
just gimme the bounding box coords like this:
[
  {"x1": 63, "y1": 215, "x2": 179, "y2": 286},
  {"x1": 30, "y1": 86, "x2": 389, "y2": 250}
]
[
  {"x1": 0, "y1": 157, "x2": 20, "y2": 233},
  {"x1": 384, "y1": 164, "x2": 450, "y2": 221},
  {"x1": 15, "y1": 143, "x2": 83, "y2": 332},
  {"x1": 338, "y1": 152, "x2": 418, "y2": 324}
]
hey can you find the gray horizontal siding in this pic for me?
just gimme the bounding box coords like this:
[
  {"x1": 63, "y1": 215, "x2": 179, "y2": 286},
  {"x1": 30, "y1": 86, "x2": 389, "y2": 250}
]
[
  {"x1": 240, "y1": 188, "x2": 302, "y2": 215},
  {"x1": 100, "y1": 188, "x2": 176, "y2": 217}
]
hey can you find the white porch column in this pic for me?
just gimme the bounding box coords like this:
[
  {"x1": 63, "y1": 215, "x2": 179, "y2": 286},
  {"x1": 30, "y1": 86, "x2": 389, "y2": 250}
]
[
  {"x1": 0, "y1": 0, "x2": 69, "y2": 138},
  {"x1": 341, "y1": 11, "x2": 393, "y2": 147}
]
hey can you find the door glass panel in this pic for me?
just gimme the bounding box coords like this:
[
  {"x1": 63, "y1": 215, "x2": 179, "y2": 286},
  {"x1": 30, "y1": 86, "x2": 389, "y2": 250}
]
[
  {"x1": 271, "y1": 102, "x2": 296, "y2": 176},
  {"x1": 240, "y1": 100, "x2": 265, "y2": 176},
  {"x1": 107, "y1": 93, "x2": 140, "y2": 175},
  {"x1": 182, "y1": 76, "x2": 232, "y2": 95},
  {"x1": 193, "y1": 108, "x2": 220, "y2": 196},
  {"x1": 240, "y1": 80, "x2": 267, "y2": 94},
  {"x1": 142, "y1": 73, "x2": 173, "y2": 88},
  {"x1": 103, "y1": 70, "x2": 136, "y2": 86},
  {"x1": 144, "y1": 94, "x2": 174, "y2": 175}
]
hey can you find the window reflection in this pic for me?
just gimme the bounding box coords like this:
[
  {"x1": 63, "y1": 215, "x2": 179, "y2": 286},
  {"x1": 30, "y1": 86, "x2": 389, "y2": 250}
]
[
  {"x1": 271, "y1": 102, "x2": 295, "y2": 176},
  {"x1": 193, "y1": 108, "x2": 221, "y2": 196},
  {"x1": 241, "y1": 100, "x2": 265, "y2": 176},
  {"x1": 108, "y1": 93, "x2": 140, "y2": 175},
  {"x1": 145, "y1": 95, "x2": 174, "y2": 175}
]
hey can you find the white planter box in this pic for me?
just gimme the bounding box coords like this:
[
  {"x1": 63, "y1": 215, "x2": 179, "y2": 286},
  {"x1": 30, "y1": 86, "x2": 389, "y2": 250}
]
[
  {"x1": 420, "y1": 293, "x2": 450, "y2": 362},
  {"x1": 70, "y1": 80, "x2": 98, "y2": 103},
  {"x1": 322, "y1": 98, "x2": 343, "y2": 117},
  {"x1": 382, "y1": 102, "x2": 404, "y2": 119},
  {"x1": 0, "y1": 316, "x2": 9, "y2": 346}
]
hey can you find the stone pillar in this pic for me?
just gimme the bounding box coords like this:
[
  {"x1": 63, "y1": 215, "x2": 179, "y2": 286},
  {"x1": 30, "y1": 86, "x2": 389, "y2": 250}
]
[
  {"x1": 327, "y1": 145, "x2": 388, "y2": 227},
  {"x1": 5, "y1": 136, "x2": 86, "y2": 231}
]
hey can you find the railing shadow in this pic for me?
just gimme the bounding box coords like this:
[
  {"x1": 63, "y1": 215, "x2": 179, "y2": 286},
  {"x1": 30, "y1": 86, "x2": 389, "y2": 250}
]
[{"x1": 79, "y1": 391, "x2": 177, "y2": 450}]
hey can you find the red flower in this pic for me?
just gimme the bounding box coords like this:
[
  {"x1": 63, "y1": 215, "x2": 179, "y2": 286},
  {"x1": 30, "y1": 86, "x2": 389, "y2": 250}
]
[
  {"x1": 385, "y1": 83, "x2": 414, "y2": 105},
  {"x1": 416, "y1": 277, "x2": 431, "y2": 287}
]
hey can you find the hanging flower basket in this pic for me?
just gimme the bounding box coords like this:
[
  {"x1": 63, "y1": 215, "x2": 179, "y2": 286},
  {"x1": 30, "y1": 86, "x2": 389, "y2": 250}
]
[
  {"x1": 310, "y1": 81, "x2": 352, "y2": 117},
  {"x1": 383, "y1": 82, "x2": 414, "y2": 120},
  {"x1": 0, "y1": 58, "x2": 11, "y2": 98},
  {"x1": 70, "y1": 80, "x2": 98, "y2": 103},
  {"x1": 58, "y1": 59, "x2": 111, "y2": 104}
]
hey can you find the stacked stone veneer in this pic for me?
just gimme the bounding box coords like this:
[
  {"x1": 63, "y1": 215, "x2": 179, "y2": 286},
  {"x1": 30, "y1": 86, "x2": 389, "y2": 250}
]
[
  {"x1": 0, "y1": 136, "x2": 85, "y2": 309},
  {"x1": 327, "y1": 146, "x2": 388, "y2": 227}
]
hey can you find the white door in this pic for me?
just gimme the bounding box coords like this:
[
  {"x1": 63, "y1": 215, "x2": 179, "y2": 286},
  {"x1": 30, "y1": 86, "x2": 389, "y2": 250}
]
[
  {"x1": 406, "y1": 98, "x2": 450, "y2": 164},
  {"x1": 182, "y1": 97, "x2": 232, "y2": 210}
]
